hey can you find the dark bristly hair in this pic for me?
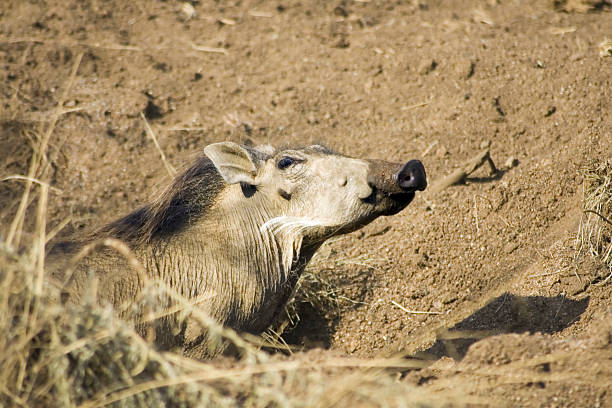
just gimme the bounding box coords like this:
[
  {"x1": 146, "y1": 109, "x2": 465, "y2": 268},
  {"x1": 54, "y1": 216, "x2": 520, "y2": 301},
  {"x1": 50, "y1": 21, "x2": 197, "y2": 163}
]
[
  {"x1": 51, "y1": 144, "x2": 283, "y2": 252},
  {"x1": 97, "y1": 144, "x2": 336, "y2": 245},
  {"x1": 97, "y1": 156, "x2": 226, "y2": 246}
]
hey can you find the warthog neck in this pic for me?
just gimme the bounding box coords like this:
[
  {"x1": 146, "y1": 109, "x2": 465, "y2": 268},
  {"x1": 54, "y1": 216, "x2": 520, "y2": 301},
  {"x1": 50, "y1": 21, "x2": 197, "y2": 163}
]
[{"x1": 139, "y1": 188, "x2": 315, "y2": 335}]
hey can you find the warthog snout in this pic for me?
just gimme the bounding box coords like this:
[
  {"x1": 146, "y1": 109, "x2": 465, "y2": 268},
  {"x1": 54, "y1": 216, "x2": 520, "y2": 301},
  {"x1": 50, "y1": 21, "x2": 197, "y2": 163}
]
[
  {"x1": 367, "y1": 159, "x2": 427, "y2": 195},
  {"x1": 397, "y1": 160, "x2": 427, "y2": 192},
  {"x1": 365, "y1": 159, "x2": 427, "y2": 215}
]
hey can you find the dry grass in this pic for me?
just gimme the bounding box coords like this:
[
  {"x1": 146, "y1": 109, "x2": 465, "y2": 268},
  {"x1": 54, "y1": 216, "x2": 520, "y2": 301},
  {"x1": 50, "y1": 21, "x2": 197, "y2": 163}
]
[{"x1": 576, "y1": 159, "x2": 612, "y2": 283}]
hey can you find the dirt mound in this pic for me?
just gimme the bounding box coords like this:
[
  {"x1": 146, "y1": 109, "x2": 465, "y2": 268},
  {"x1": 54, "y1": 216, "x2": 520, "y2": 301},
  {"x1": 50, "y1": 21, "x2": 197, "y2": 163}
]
[{"x1": 1, "y1": 0, "x2": 611, "y2": 405}]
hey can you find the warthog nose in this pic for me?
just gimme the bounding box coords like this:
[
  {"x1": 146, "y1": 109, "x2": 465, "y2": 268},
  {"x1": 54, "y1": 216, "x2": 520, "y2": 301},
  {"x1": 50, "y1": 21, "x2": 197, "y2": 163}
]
[{"x1": 396, "y1": 160, "x2": 427, "y2": 191}]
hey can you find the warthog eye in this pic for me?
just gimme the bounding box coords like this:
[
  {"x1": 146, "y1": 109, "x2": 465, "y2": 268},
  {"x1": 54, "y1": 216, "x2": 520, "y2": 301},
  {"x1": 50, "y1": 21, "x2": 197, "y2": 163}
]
[{"x1": 277, "y1": 156, "x2": 297, "y2": 170}]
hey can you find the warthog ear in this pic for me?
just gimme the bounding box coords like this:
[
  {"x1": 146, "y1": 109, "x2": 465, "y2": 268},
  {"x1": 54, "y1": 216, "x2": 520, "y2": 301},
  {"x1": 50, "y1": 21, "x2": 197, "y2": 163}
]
[{"x1": 204, "y1": 142, "x2": 263, "y2": 185}]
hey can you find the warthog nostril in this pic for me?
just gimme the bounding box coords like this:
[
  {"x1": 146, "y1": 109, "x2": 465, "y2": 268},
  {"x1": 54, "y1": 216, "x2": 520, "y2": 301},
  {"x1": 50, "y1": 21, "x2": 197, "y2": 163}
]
[{"x1": 396, "y1": 160, "x2": 427, "y2": 191}]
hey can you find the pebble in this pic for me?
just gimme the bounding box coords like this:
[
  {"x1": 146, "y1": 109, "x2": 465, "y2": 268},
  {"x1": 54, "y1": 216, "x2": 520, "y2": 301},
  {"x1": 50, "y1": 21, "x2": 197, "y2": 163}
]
[
  {"x1": 180, "y1": 2, "x2": 196, "y2": 20},
  {"x1": 504, "y1": 157, "x2": 519, "y2": 169}
]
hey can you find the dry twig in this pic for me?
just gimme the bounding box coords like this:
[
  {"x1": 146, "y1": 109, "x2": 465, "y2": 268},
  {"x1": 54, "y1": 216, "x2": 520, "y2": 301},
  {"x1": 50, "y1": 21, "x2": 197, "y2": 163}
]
[
  {"x1": 391, "y1": 300, "x2": 443, "y2": 315},
  {"x1": 140, "y1": 113, "x2": 176, "y2": 177},
  {"x1": 429, "y1": 150, "x2": 498, "y2": 195}
]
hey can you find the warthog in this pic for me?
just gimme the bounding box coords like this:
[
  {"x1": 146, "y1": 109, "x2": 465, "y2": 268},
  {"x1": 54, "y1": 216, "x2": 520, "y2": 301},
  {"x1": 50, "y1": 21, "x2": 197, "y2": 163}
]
[{"x1": 50, "y1": 142, "x2": 426, "y2": 357}]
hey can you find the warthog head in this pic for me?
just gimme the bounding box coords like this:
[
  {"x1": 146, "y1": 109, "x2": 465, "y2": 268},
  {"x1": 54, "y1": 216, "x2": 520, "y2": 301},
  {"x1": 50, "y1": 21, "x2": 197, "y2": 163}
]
[{"x1": 204, "y1": 142, "x2": 427, "y2": 246}]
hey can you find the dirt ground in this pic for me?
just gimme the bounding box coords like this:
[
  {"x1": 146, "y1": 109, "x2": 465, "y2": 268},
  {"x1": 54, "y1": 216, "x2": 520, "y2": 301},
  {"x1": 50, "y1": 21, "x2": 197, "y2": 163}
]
[{"x1": 1, "y1": 0, "x2": 611, "y2": 406}]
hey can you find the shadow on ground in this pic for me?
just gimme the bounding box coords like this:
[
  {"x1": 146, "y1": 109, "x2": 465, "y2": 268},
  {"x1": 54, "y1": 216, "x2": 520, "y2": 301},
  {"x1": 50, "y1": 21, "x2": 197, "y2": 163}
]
[
  {"x1": 280, "y1": 268, "x2": 374, "y2": 350},
  {"x1": 280, "y1": 303, "x2": 337, "y2": 349},
  {"x1": 413, "y1": 293, "x2": 590, "y2": 361}
]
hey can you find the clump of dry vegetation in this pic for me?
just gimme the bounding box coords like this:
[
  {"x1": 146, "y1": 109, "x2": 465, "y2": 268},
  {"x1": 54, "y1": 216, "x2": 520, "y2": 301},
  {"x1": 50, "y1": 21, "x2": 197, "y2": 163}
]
[
  {"x1": 0, "y1": 243, "x2": 221, "y2": 406},
  {"x1": 576, "y1": 160, "x2": 612, "y2": 283}
]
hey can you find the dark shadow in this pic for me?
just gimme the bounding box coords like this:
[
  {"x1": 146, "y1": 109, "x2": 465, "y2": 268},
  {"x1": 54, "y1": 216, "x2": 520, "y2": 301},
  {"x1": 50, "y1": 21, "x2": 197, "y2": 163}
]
[
  {"x1": 280, "y1": 303, "x2": 336, "y2": 349},
  {"x1": 413, "y1": 293, "x2": 590, "y2": 361},
  {"x1": 464, "y1": 168, "x2": 508, "y2": 184},
  {"x1": 280, "y1": 268, "x2": 374, "y2": 350}
]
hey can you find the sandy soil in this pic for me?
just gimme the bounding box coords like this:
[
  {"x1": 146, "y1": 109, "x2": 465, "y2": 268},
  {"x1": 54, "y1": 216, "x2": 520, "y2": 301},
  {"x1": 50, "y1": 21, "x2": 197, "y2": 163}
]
[{"x1": 1, "y1": 0, "x2": 611, "y2": 406}]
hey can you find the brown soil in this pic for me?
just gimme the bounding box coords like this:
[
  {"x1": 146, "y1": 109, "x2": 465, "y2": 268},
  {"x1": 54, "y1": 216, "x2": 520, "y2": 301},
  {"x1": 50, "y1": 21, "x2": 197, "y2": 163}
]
[{"x1": 1, "y1": 0, "x2": 611, "y2": 406}]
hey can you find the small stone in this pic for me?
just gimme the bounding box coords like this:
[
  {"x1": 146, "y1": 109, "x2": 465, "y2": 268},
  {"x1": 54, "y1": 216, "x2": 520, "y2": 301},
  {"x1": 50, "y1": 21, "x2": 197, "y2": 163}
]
[
  {"x1": 180, "y1": 2, "x2": 196, "y2": 20},
  {"x1": 419, "y1": 60, "x2": 437, "y2": 75},
  {"x1": 599, "y1": 39, "x2": 612, "y2": 57},
  {"x1": 504, "y1": 157, "x2": 519, "y2": 169}
]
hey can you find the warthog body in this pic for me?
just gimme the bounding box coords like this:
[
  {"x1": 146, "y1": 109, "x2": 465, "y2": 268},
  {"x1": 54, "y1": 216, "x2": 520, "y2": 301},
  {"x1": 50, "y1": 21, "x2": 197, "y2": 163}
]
[{"x1": 50, "y1": 142, "x2": 426, "y2": 357}]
